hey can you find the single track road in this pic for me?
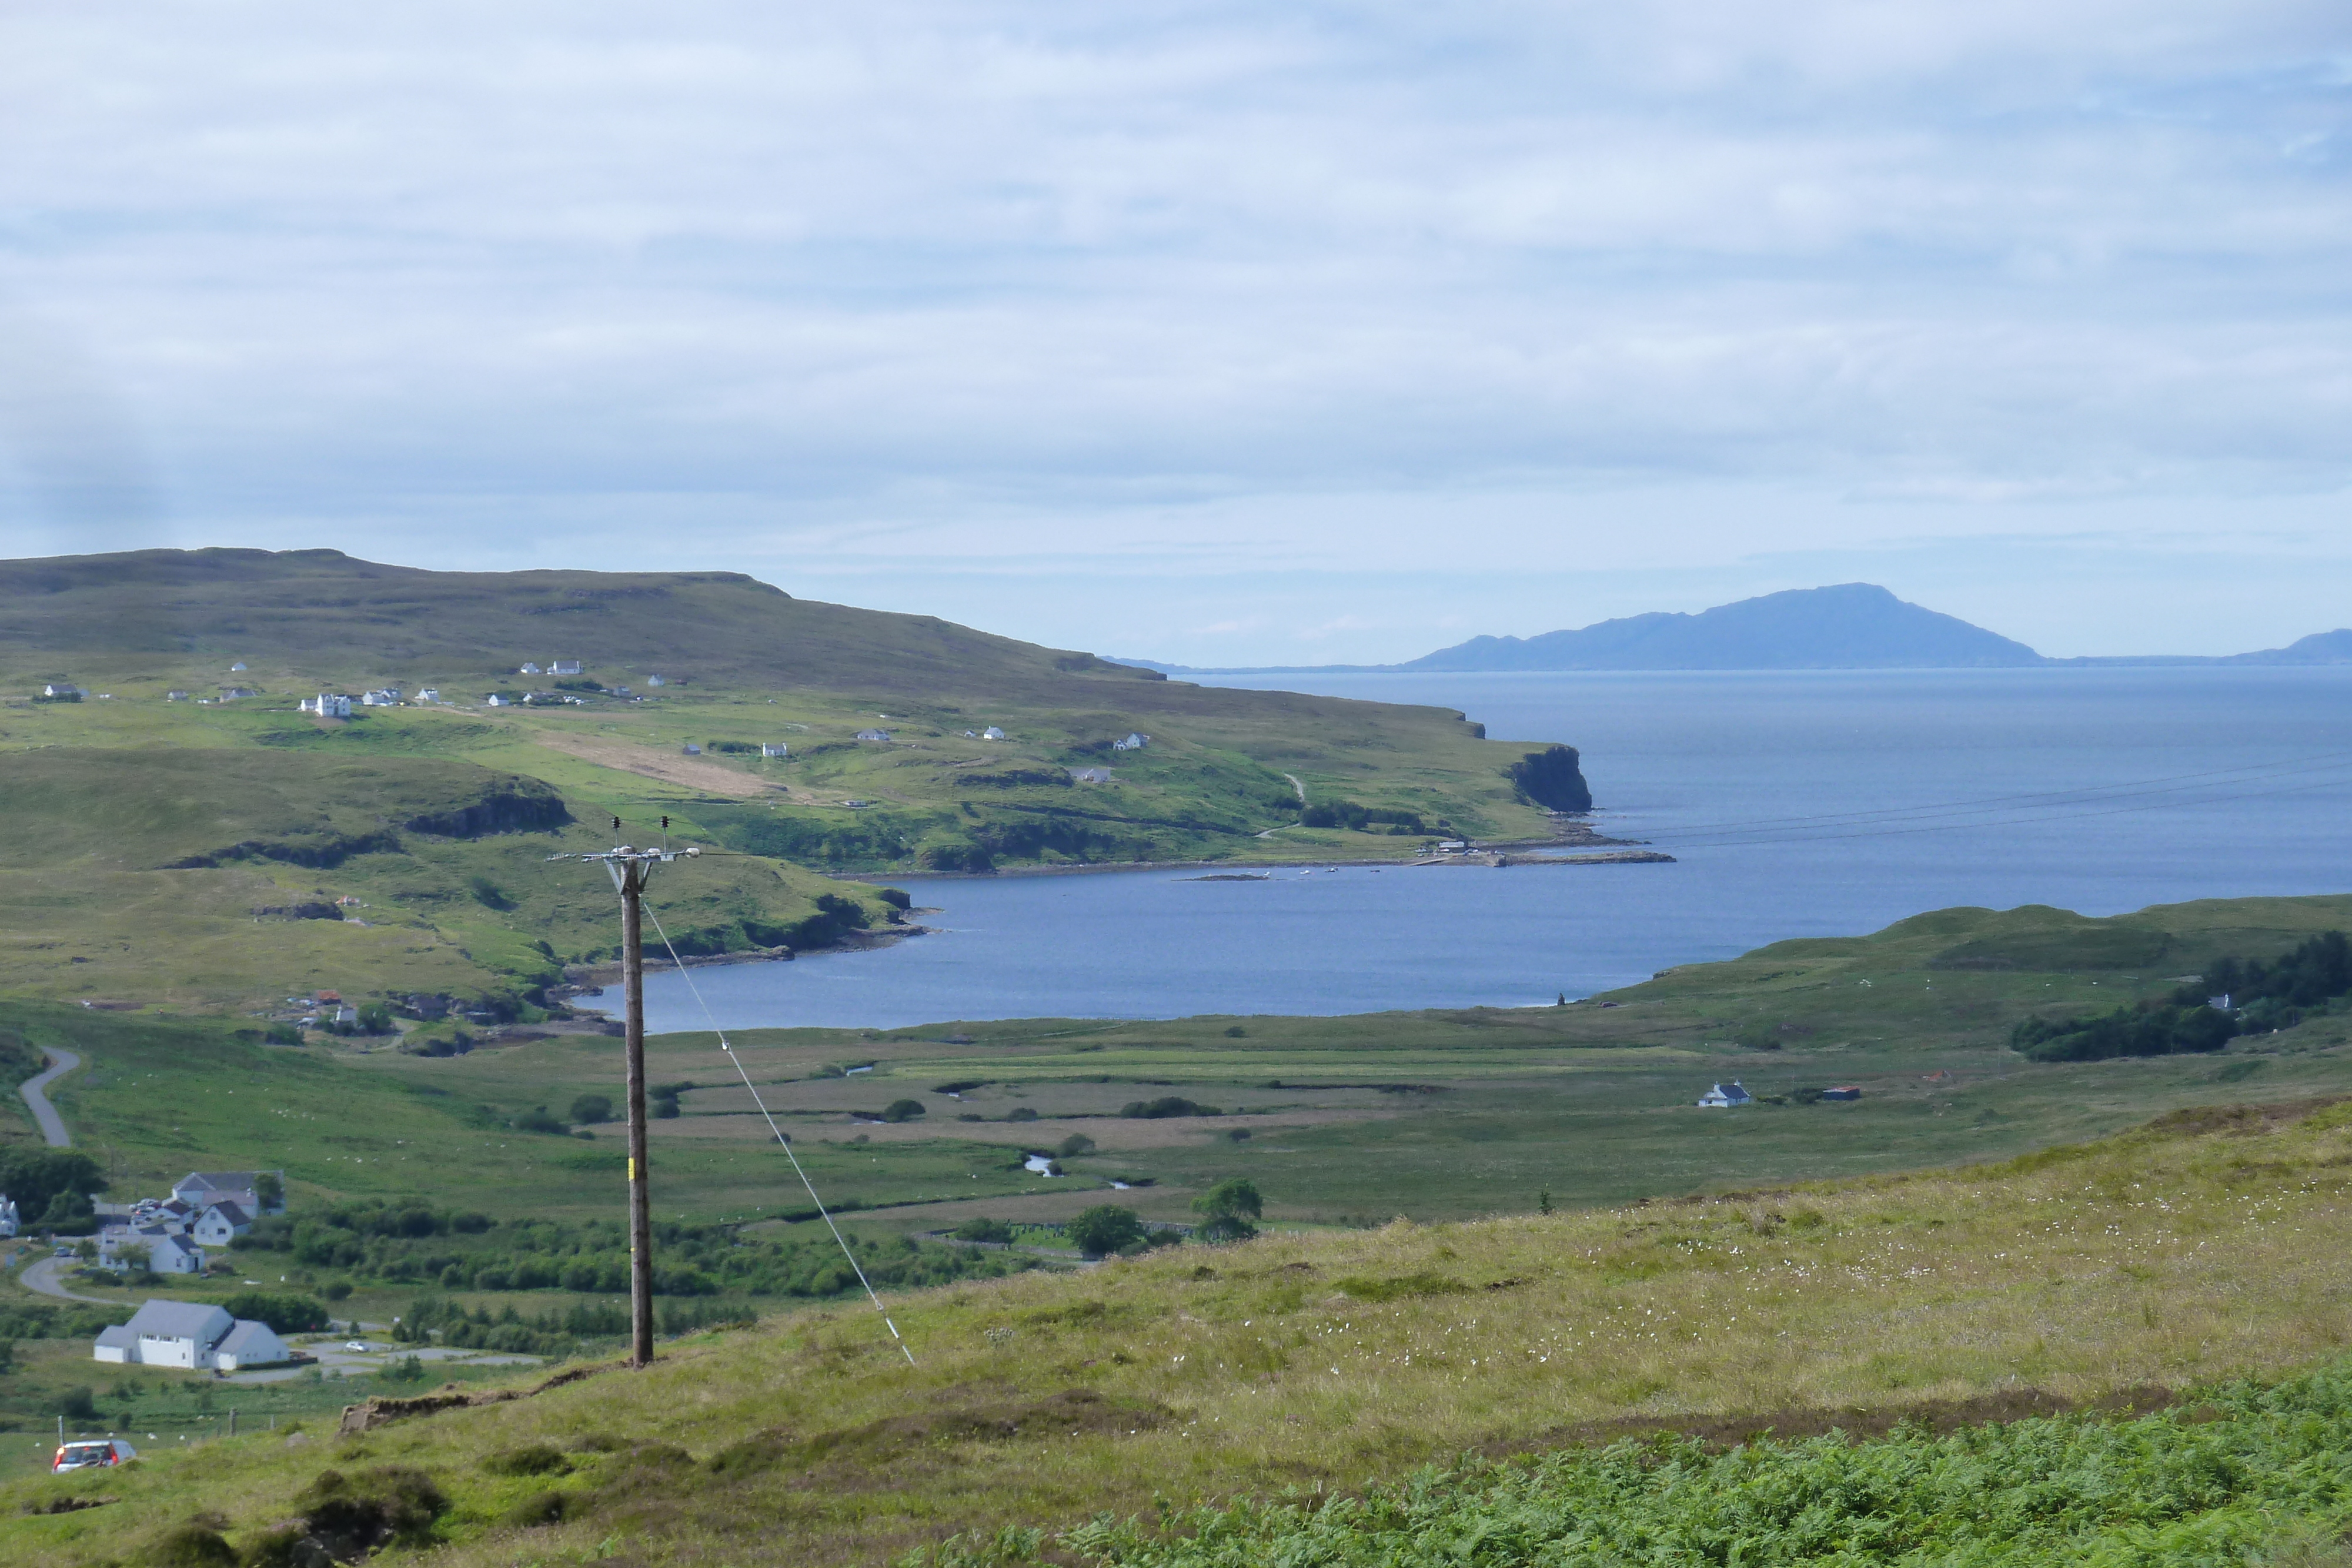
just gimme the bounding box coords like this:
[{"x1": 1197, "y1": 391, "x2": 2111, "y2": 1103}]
[{"x1": 19, "y1": 1046, "x2": 78, "y2": 1146}]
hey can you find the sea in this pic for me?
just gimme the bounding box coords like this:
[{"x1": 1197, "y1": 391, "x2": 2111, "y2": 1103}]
[{"x1": 637, "y1": 667, "x2": 2352, "y2": 1033}]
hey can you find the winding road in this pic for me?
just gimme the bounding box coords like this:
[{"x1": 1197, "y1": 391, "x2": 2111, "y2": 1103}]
[
  {"x1": 19, "y1": 1047, "x2": 78, "y2": 1147},
  {"x1": 19, "y1": 1255, "x2": 112, "y2": 1303}
]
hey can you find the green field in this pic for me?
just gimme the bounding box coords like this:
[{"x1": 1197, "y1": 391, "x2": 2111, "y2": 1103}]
[{"x1": 11, "y1": 891, "x2": 2352, "y2": 1249}]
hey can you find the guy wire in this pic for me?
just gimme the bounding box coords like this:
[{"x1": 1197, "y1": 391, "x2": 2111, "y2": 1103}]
[{"x1": 639, "y1": 900, "x2": 916, "y2": 1365}]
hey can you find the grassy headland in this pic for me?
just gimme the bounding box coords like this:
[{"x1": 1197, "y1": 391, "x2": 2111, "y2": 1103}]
[{"x1": 0, "y1": 546, "x2": 1593, "y2": 1014}]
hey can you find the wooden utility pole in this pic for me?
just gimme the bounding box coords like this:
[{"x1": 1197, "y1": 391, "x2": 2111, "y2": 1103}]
[
  {"x1": 554, "y1": 830, "x2": 701, "y2": 1371},
  {"x1": 619, "y1": 853, "x2": 655, "y2": 1368}
]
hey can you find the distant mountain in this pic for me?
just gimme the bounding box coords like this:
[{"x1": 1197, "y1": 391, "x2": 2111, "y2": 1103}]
[
  {"x1": 2223, "y1": 629, "x2": 2352, "y2": 666},
  {"x1": 1402, "y1": 585, "x2": 2043, "y2": 671},
  {"x1": 1116, "y1": 587, "x2": 2352, "y2": 676}
]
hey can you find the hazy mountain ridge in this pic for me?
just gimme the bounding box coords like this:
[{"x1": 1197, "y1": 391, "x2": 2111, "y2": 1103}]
[{"x1": 1118, "y1": 585, "x2": 2352, "y2": 674}]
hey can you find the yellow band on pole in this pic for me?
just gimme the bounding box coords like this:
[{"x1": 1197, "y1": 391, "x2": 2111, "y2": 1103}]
[{"x1": 627, "y1": 1158, "x2": 636, "y2": 1181}]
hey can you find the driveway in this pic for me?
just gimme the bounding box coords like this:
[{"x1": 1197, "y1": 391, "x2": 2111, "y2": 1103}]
[
  {"x1": 20, "y1": 1255, "x2": 115, "y2": 1303},
  {"x1": 19, "y1": 1047, "x2": 79, "y2": 1146}
]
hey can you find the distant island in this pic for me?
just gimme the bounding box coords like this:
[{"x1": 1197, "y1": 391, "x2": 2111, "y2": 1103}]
[{"x1": 1117, "y1": 584, "x2": 2352, "y2": 674}]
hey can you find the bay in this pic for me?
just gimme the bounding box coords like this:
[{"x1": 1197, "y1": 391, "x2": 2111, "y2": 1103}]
[{"x1": 639, "y1": 667, "x2": 2352, "y2": 1032}]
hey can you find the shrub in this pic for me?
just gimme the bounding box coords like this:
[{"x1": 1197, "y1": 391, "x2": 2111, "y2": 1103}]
[
  {"x1": 1193, "y1": 1178, "x2": 1263, "y2": 1244},
  {"x1": 954, "y1": 1218, "x2": 1013, "y2": 1243},
  {"x1": 1006, "y1": 1106, "x2": 1040, "y2": 1122},
  {"x1": 483, "y1": 1443, "x2": 571, "y2": 1477},
  {"x1": 223, "y1": 1292, "x2": 331, "y2": 1334},
  {"x1": 570, "y1": 1093, "x2": 614, "y2": 1125},
  {"x1": 145, "y1": 1522, "x2": 236, "y2": 1567},
  {"x1": 57, "y1": 1385, "x2": 99, "y2": 1421},
  {"x1": 881, "y1": 1098, "x2": 926, "y2": 1122},
  {"x1": 322, "y1": 1281, "x2": 352, "y2": 1302},
  {"x1": 1122, "y1": 1096, "x2": 1221, "y2": 1119},
  {"x1": 1058, "y1": 1134, "x2": 1097, "y2": 1158},
  {"x1": 513, "y1": 1107, "x2": 569, "y2": 1134},
  {"x1": 503, "y1": 1490, "x2": 582, "y2": 1527},
  {"x1": 1067, "y1": 1206, "x2": 1147, "y2": 1259},
  {"x1": 293, "y1": 1466, "x2": 448, "y2": 1554}
]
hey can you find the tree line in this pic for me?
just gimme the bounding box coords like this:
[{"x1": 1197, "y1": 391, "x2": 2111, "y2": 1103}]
[{"x1": 2012, "y1": 931, "x2": 2352, "y2": 1063}]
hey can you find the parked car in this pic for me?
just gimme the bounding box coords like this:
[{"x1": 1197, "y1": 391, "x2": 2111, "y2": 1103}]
[
  {"x1": 52, "y1": 1439, "x2": 136, "y2": 1473},
  {"x1": 343, "y1": 1340, "x2": 369, "y2": 1352}
]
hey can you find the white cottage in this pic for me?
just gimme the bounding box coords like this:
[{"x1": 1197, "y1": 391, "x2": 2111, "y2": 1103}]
[
  {"x1": 93, "y1": 1299, "x2": 290, "y2": 1370},
  {"x1": 761, "y1": 743, "x2": 789, "y2": 757},
  {"x1": 191, "y1": 1201, "x2": 252, "y2": 1247},
  {"x1": 1112, "y1": 732, "x2": 1150, "y2": 751},
  {"x1": 0, "y1": 1195, "x2": 18, "y2": 1237},
  {"x1": 981, "y1": 726, "x2": 1006, "y2": 741},
  {"x1": 1697, "y1": 1081, "x2": 1753, "y2": 1108}
]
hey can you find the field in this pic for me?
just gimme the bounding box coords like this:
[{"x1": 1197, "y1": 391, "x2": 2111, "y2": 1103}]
[
  {"x1": 8, "y1": 892, "x2": 2352, "y2": 1251},
  {"x1": 14, "y1": 1088, "x2": 2352, "y2": 1563}
]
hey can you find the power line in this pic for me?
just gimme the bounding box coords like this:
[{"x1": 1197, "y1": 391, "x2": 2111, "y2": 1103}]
[{"x1": 639, "y1": 902, "x2": 915, "y2": 1366}]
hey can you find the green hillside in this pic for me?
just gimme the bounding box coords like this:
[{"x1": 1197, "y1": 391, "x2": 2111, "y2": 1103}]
[
  {"x1": 0, "y1": 747, "x2": 904, "y2": 1010},
  {"x1": 15, "y1": 1091, "x2": 2352, "y2": 1565},
  {"x1": 0, "y1": 547, "x2": 1590, "y2": 1005}
]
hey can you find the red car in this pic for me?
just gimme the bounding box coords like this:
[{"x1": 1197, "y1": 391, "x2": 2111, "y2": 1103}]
[{"x1": 51, "y1": 1438, "x2": 136, "y2": 1473}]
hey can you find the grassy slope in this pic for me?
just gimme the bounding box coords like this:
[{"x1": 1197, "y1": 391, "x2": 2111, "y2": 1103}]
[
  {"x1": 0, "y1": 743, "x2": 903, "y2": 1009},
  {"x1": 0, "y1": 546, "x2": 1578, "y2": 1008},
  {"x1": 14, "y1": 1094, "x2": 2352, "y2": 1564},
  {"x1": 0, "y1": 547, "x2": 1565, "y2": 879}
]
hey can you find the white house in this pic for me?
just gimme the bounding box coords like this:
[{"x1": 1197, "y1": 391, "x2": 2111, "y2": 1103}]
[
  {"x1": 300, "y1": 693, "x2": 353, "y2": 717},
  {"x1": 165, "y1": 690, "x2": 190, "y2": 701},
  {"x1": 229, "y1": 661, "x2": 247, "y2": 671},
  {"x1": 485, "y1": 693, "x2": 507, "y2": 706},
  {"x1": 218, "y1": 686, "x2": 259, "y2": 700},
  {"x1": 646, "y1": 674, "x2": 666, "y2": 687},
  {"x1": 550, "y1": 659, "x2": 583, "y2": 676},
  {"x1": 854, "y1": 728, "x2": 893, "y2": 742},
  {"x1": 1697, "y1": 1081, "x2": 1753, "y2": 1108},
  {"x1": 761, "y1": 743, "x2": 789, "y2": 757},
  {"x1": 416, "y1": 687, "x2": 440, "y2": 703},
  {"x1": 99, "y1": 1229, "x2": 204, "y2": 1274},
  {"x1": 0, "y1": 1195, "x2": 18, "y2": 1237},
  {"x1": 519, "y1": 662, "x2": 543, "y2": 675},
  {"x1": 1071, "y1": 767, "x2": 1115, "y2": 784},
  {"x1": 981, "y1": 726, "x2": 1006, "y2": 741},
  {"x1": 173, "y1": 1171, "x2": 281, "y2": 1217},
  {"x1": 1112, "y1": 732, "x2": 1150, "y2": 751},
  {"x1": 191, "y1": 1201, "x2": 252, "y2": 1247},
  {"x1": 361, "y1": 688, "x2": 400, "y2": 706},
  {"x1": 94, "y1": 1299, "x2": 290, "y2": 1370},
  {"x1": 42, "y1": 683, "x2": 83, "y2": 698}
]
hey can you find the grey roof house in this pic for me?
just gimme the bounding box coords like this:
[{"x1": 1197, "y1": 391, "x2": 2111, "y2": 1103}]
[{"x1": 93, "y1": 1299, "x2": 291, "y2": 1370}]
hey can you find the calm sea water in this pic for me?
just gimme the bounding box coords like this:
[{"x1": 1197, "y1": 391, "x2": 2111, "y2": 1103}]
[{"x1": 639, "y1": 668, "x2": 2352, "y2": 1032}]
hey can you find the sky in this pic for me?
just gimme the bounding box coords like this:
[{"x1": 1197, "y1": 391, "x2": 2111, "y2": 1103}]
[{"x1": 1, "y1": 2, "x2": 2347, "y2": 664}]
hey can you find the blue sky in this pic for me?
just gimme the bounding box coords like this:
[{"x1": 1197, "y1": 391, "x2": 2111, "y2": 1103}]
[{"x1": 1, "y1": 1, "x2": 2347, "y2": 663}]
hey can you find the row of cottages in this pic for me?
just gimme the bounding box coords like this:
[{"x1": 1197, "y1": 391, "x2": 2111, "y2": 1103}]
[
  {"x1": 959, "y1": 726, "x2": 1010, "y2": 741},
  {"x1": 854, "y1": 728, "x2": 893, "y2": 742},
  {"x1": 94, "y1": 1300, "x2": 292, "y2": 1371},
  {"x1": 516, "y1": 660, "x2": 584, "y2": 676}
]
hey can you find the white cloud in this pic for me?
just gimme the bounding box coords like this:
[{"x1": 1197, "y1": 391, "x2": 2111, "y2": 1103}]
[{"x1": 1, "y1": 1, "x2": 2347, "y2": 658}]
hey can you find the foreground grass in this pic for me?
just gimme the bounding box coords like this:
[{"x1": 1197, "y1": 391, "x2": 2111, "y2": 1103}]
[{"x1": 14, "y1": 1094, "x2": 2352, "y2": 1564}]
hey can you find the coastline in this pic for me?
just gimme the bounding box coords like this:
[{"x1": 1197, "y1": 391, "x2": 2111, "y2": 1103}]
[
  {"x1": 557, "y1": 921, "x2": 933, "y2": 989},
  {"x1": 838, "y1": 817, "x2": 1648, "y2": 883}
]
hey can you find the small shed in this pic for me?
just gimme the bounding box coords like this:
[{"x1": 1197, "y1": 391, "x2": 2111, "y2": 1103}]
[{"x1": 1697, "y1": 1081, "x2": 1753, "y2": 1108}]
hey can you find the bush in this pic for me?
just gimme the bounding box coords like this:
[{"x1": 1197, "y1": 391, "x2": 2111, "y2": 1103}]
[
  {"x1": 570, "y1": 1093, "x2": 613, "y2": 1125},
  {"x1": 1067, "y1": 1206, "x2": 1147, "y2": 1259},
  {"x1": 1193, "y1": 1178, "x2": 1263, "y2": 1244},
  {"x1": 1007, "y1": 1106, "x2": 1040, "y2": 1122},
  {"x1": 954, "y1": 1218, "x2": 1013, "y2": 1243},
  {"x1": 145, "y1": 1522, "x2": 236, "y2": 1567},
  {"x1": 322, "y1": 1281, "x2": 352, "y2": 1302},
  {"x1": 881, "y1": 1098, "x2": 926, "y2": 1122},
  {"x1": 1122, "y1": 1096, "x2": 1221, "y2": 1119},
  {"x1": 222, "y1": 1292, "x2": 331, "y2": 1334},
  {"x1": 483, "y1": 1443, "x2": 571, "y2": 1477},
  {"x1": 513, "y1": 1107, "x2": 570, "y2": 1135},
  {"x1": 294, "y1": 1466, "x2": 447, "y2": 1554},
  {"x1": 57, "y1": 1385, "x2": 99, "y2": 1421},
  {"x1": 1058, "y1": 1134, "x2": 1097, "y2": 1158}
]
